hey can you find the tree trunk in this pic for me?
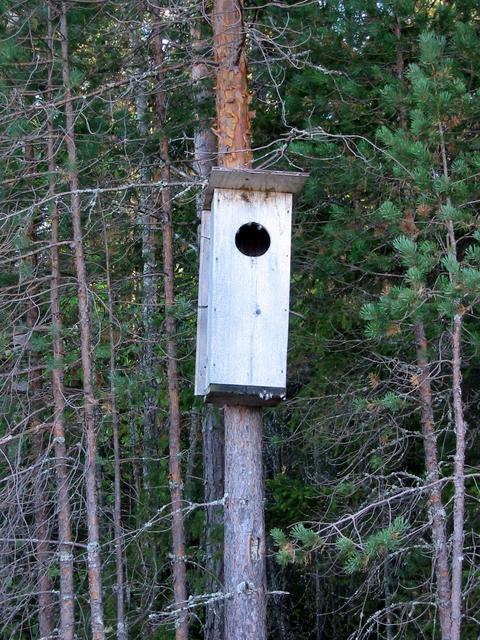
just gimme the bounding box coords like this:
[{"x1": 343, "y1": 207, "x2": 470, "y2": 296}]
[
  {"x1": 191, "y1": 17, "x2": 217, "y2": 183},
  {"x1": 450, "y1": 312, "x2": 466, "y2": 640},
  {"x1": 384, "y1": 554, "x2": 394, "y2": 640},
  {"x1": 46, "y1": 7, "x2": 76, "y2": 637},
  {"x1": 213, "y1": 2, "x2": 267, "y2": 639},
  {"x1": 59, "y1": 5, "x2": 105, "y2": 638},
  {"x1": 135, "y1": 62, "x2": 159, "y2": 487},
  {"x1": 151, "y1": 15, "x2": 188, "y2": 639},
  {"x1": 190, "y1": 14, "x2": 225, "y2": 640},
  {"x1": 414, "y1": 322, "x2": 451, "y2": 640},
  {"x1": 103, "y1": 220, "x2": 128, "y2": 640},
  {"x1": 213, "y1": 0, "x2": 253, "y2": 169},
  {"x1": 25, "y1": 142, "x2": 55, "y2": 636},
  {"x1": 202, "y1": 407, "x2": 225, "y2": 640},
  {"x1": 394, "y1": 16, "x2": 407, "y2": 131},
  {"x1": 224, "y1": 406, "x2": 266, "y2": 640},
  {"x1": 439, "y1": 123, "x2": 466, "y2": 640}
]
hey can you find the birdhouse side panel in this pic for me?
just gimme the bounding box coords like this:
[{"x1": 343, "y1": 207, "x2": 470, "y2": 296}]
[
  {"x1": 194, "y1": 210, "x2": 211, "y2": 396},
  {"x1": 206, "y1": 189, "x2": 292, "y2": 395}
]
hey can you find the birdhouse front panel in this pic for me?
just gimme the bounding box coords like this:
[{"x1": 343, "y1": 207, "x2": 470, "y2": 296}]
[{"x1": 205, "y1": 187, "x2": 292, "y2": 403}]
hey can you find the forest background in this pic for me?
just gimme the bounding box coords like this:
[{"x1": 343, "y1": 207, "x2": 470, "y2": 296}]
[{"x1": 1, "y1": 0, "x2": 480, "y2": 639}]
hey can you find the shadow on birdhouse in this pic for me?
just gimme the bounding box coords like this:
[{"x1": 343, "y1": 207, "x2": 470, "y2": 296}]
[{"x1": 195, "y1": 167, "x2": 309, "y2": 406}]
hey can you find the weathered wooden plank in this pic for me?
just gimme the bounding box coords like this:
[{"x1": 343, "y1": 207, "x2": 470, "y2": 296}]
[
  {"x1": 194, "y1": 210, "x2": 211, "y2": 396},
  {"x1": 206, "y1": 188, "x2": 292, "y2": 395},
  {"x1": 203, "y1": 167, "x2": 308, "y2": 209}
]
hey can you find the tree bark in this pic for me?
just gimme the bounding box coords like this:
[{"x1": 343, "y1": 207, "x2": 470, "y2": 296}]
[
  {"x1": 224, "y1": 406, "x2": 266, "y2": 640},
  {"x1": 450, "y1": 312, "x2": 466, "y2": 640},
  {"x1": 59, "y1": 5, "x2": 105, "y2": 638},
  {"x1": 151, "y1": 15, "x2": 189, "y2": 640},
  {"x1": 103, "y1": 220, "x2": 128, "y2": 640},
  {"x1": 190, "y1": 13, "x2": 225, "y2": 640},
  {"x1": 394, "y1": 16, "x2": 407, "y2": 131},
  {"x1": 25, "y1": 141, "x2": 55, "y2": 638},
  {"x1": 202, "y1": 407, "x2": 225, "y2": 640},
  {"x1": 213, "y1": 2, "x2": 266, "y2": 639},
  {"x1": 135, "y1": 60, "x2": 159, "y2": 487},
  {"x1": 414, "y1": 322, "x2": 452, "y2": 640},
  {"x1": 213, "y1": 0, "x2": 253, "y2": 169},
  {"x1": 438, "y1": 123, "x2": 467, "y2": 640},
  {"x1": 191, "y1": 17, "x2": 217, "y2": 183},
  {"x1": 46, "y1": 6, "x2": 76, "y2": 637}
]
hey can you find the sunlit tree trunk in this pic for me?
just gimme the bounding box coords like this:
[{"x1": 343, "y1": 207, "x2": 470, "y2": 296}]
[
  {"x1": 46, "y1": 5, "x2": 76, "y2": 636},
  {"x1": 213, "y1": 1, "x2": 266, "y2": 639},
  {"x1": 59, "y1": 5, "x2": 105, "y2": 638},
  {"x1": 190, "y1": 12, "x2": 225, "y2": 640},
  {"x1": 151, "y1": 12, "x2": 188, "y2": 639}
]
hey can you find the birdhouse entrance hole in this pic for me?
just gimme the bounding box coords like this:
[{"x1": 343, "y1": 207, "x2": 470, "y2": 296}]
[{"x1": 235, "y1": 222, "x2": 271, "y2": 257}]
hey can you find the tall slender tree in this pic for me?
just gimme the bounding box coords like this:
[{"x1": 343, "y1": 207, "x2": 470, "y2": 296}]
[
  {"x1": 46, "y1": 6, "x2": 76, "y2": 637},
  {"x1": 190, "y1": 11, "x2": 225, "y2": 640},
  {"x1": 25, "y1": 142, "x2": 55, "y2": 640},
  {"x1": 58, "y1": 4, "x2": 105, "y2": 638},
  {"x1": 151, "y1": 8, "x2": 188, "y2": 638}
]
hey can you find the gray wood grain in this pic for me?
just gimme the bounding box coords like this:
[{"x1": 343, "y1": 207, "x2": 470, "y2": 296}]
[
  {"x1": 194, "y1": 210, "x2": 211, "y2": 396},
  {"x1": 206, "y1": 188, "x2": 292, "y2": 394},
  {"x1": 204, "y1": 167, "x2": 308, "y2": 209}
]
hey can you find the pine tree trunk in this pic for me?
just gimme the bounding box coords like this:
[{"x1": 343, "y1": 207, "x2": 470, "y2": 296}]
[
  {"x1": 25, "y1": 143, "x2": 55, "y2": 635},
  {"x1": 213, "y1": 2, "x2": 266, "y2": 639},
  {"x1": 30, "y1": 425, "x2": 55, "y2": 640},
  {"x1": 135, "y1": 64, "x2": 159, "y2": 487},
  {"x1": 439, "y1": 124, "x2": 466, "y2": 640},
  {"x1": 47, "y1": 8, "x2": 75, "y2": 640},
  {"x1": 202, "y1": 408, "x2": 225, "y2": 640},
  {"x1": 190, "y1": 14, "x2": 225, "y2": 640},
  {"x1": 191, "y1": 17, "x2": 217, "y2": 182},
  {"x1": 394, "y1": 16, "x2": 407, "y2": 131},
  {"x1": 59, "y1": 5, "x2": 105, "y2": 638},
  {"x1": 46, "y1": 8, "x2": 76, "y2": 636},
  {"x1": 224, "y1": 406, "x2": 266, "y2": 640},
  {"x1": 450, "y1": 312, "x2": 466, "y2": 640},
  {"x1": 151, "y1": 14, "x2": 188, "y2": 639},
  {"x1": 414, "y1": 322, "x2": 451, "y2": 640},
  {"x1": 213, "y1": 0, "x2": 253, "y2": 169},
  {"x1": 103, "y1": 220, "x2": 128, "y2": 640}
]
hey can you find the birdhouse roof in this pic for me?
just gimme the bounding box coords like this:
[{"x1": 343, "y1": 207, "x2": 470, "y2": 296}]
[{"x1": 203, "y1": 167, "x2": 309, "y2": 210}]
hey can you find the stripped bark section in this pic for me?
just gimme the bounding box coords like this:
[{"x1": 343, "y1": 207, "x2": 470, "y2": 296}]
[{"x1": 213, "y1": 0, "x2": 253, "y2": 168}]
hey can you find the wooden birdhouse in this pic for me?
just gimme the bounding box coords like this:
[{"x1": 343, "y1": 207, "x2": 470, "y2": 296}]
[{"x1": 195, "y1": 167, "x2": 308, "y2": 406}]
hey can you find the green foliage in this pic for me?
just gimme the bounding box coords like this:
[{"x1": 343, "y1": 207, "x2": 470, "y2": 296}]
[
  {"x1": 271, "y1": 524, "x2": 321, "y2": 567},
  {"x1": 336, "y1": 517, "x2": 410, "y2": 574}
]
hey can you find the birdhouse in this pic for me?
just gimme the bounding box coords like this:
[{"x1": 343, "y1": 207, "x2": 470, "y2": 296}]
[{"x1": 195, "y1": 167, "x2": 308, "y2": 406}]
